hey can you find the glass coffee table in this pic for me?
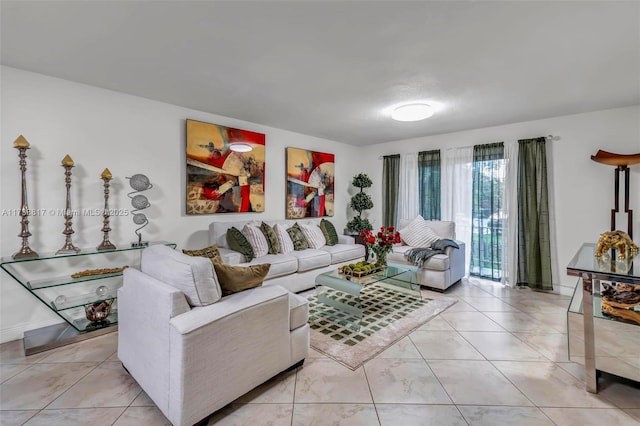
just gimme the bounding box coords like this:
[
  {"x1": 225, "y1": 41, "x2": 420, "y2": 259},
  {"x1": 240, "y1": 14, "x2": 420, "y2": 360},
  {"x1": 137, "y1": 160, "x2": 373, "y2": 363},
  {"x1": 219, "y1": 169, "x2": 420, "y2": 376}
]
[{"x1": 314, "y1": 262, "x2": 421, "y2": 328}]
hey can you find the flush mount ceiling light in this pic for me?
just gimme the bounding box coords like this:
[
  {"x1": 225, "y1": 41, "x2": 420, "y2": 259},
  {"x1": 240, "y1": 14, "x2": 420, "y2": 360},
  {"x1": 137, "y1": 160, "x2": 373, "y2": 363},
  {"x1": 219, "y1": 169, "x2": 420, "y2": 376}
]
[
  {"x1": 391, "y1": 103, "x2": 435, "y2": 122},
  {"x1": 229, "y1": 143, "x2": 252, "y2": 152}
]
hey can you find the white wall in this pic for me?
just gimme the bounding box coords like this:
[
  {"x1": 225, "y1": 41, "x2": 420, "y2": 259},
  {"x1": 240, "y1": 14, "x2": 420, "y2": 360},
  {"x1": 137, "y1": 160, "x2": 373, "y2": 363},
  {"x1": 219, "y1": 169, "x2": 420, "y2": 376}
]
[
  {"x1": 358, "y1": 105, "x2": 640, "y2": 294},
  {"x1": 2, "y1": 66, "x2": 639, "y2": 342},
  {"x1": 0, "y1": 66, "x2": 359, "y2": 342}
]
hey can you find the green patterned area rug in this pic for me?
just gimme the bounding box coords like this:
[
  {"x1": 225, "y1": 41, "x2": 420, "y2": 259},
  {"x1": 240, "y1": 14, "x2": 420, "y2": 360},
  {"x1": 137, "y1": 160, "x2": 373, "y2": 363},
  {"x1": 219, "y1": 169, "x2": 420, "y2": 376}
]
[{"x1": 308, "y1": 284, "x2": 457, "y2": 370}]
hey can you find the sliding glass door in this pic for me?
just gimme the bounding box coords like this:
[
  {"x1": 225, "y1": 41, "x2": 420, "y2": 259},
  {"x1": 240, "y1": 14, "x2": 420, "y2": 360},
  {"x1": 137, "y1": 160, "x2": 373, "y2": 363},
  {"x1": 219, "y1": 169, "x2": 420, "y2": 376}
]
[{"x1": 470, "y1": 143, "x2": 505, "y2": 281}]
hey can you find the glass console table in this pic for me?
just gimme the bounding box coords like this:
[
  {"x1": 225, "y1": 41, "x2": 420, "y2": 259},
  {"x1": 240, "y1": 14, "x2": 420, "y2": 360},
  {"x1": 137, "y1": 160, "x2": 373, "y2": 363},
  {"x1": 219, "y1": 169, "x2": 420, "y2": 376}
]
[
  {"x1": 1, "y1": 241, "x2": 175, "y2": 354},
  {"x1": 566, "y1": 243, "x2": 640, "y2": 393}
]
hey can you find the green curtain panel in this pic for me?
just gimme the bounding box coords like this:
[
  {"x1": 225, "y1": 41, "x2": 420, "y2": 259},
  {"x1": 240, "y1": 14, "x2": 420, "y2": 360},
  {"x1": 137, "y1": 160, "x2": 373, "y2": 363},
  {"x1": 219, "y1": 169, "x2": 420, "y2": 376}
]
[
  {"x1": 418, "y1": 150, "x2": 441, "y2": 220},
  {"x1": 382, "y1": 154, "x2": 400, "y2": 228},
  {"x1": 517, "y1": 137, "x2": 553, "y2": 290},
  {"x1": 471, "y1": 142, "x2": 505, "y2": 281}
]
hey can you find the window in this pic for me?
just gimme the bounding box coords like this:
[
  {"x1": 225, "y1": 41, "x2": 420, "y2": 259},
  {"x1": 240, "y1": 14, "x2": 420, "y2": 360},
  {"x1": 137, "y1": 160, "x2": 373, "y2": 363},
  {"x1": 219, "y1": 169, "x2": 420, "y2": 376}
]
[
  {"x1": 418, "y1": 150, "x2": 441, "y2": 220},
  {"x1": 471, "y1": 143, "x2": 505, "y2": 281}
]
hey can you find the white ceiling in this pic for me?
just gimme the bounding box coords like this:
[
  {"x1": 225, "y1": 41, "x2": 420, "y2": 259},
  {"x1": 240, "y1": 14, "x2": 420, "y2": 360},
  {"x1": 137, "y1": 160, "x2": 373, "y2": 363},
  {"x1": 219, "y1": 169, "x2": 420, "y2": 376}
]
[{"x1": 1, "y1": 1, "x2": 639, "y2": 146}]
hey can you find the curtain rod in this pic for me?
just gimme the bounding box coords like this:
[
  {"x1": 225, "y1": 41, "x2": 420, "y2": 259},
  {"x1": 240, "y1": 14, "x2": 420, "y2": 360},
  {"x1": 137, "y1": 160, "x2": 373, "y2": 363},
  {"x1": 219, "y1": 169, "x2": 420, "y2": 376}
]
[{"x1": 377, "y1": 135, "x2": 555, "y2": 159}]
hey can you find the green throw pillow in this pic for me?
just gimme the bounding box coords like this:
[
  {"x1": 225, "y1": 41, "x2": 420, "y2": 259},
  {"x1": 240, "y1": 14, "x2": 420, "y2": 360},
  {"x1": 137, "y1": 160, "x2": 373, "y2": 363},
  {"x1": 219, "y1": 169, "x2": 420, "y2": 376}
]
[
  {"x1": 213, "y1": 263, "x2": 270, "y2": 296},
  {"x1": 260, "y1": 222, "x2": 280, "y2": 254},
  {"x1": 182, "y1": 244, "x2": 223, "y2": 265},
  {"x1": 320, "y1": 219, "x2": 339, "y2": 246},
  {"x1": 226, "y1": 226, "x2": 254, "y2": 262},
  {"x1": 287, "y1": 223, "x2": 309, "y2": 251}
]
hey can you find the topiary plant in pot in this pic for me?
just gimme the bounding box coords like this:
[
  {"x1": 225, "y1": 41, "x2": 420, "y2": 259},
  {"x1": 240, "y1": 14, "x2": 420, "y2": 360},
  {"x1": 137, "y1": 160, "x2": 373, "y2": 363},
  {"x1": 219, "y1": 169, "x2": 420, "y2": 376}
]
[{"x1": 346, "y1": 173, "x2": 373, "y2": 235}]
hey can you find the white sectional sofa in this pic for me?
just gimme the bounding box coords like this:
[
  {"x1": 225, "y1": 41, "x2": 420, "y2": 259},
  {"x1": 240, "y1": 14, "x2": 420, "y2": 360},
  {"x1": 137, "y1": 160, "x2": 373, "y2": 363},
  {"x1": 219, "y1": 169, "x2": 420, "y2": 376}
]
[
  {"x1": 209, "y1": 219, "x2": 366, "y2": 293},
  {"x1": 119, "y1": 245, "x2": 310, "y2": 426},
  {"x1": 387, "y1": 219, "x2": 466, "y2": 292}
]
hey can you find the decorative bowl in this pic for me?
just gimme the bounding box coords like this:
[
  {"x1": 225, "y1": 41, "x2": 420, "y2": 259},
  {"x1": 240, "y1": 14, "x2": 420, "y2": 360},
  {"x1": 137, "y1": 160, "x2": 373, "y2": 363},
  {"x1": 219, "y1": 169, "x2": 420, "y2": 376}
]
[{"x1": 84, "y1": 299, "x2": 114, "y2": 322}]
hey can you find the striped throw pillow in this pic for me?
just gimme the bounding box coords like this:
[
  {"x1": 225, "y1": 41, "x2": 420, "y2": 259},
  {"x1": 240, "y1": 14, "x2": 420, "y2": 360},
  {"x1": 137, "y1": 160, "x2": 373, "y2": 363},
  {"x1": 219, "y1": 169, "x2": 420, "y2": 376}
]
[
  {"x1": 402, "y1": 216, "x2": 441, "y2": 248},
  {"x1": 274, "y1": 224, "x2": 294, "y2": 254},
  {"x1": 299, "y1": 224, "x2": 327, "y2": 249},
  {"x1": 242, "y1": 225, "x2": 269, "y2": 258}
]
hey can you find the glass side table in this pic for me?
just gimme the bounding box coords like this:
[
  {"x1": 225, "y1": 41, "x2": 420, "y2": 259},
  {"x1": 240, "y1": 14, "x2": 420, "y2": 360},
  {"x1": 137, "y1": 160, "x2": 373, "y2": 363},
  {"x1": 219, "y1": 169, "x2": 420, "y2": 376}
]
[
  {"x1": 566, "y1": 243, "x2": 640, "y2": 393},
  {"x1": 1, "y1": 241, "x2": 176, "y2": 354}
]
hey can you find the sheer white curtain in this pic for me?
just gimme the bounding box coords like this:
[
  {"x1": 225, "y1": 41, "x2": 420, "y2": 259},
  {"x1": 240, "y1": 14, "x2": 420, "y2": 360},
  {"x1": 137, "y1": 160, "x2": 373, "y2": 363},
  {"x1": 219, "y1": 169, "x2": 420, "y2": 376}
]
[
  {"x1": 398, "y1": 153, "x2": 419, "y2": 223},
  {"x1": 441, "y1": 147, "x2": 473, "y2": 275},
  {"x1": 502, "y1": 141, "x2": 519, "y2": 287}
]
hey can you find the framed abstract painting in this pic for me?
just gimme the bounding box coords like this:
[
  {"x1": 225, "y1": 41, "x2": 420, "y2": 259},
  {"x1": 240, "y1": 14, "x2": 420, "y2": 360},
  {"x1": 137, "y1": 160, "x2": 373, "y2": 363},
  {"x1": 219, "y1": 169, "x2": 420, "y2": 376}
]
[
  {"x1": 286, "y1": 147, "x2": 334, "y2": 219},
  {"x1": 186, "y1": 119, "x2": 265, "y2": 215}
]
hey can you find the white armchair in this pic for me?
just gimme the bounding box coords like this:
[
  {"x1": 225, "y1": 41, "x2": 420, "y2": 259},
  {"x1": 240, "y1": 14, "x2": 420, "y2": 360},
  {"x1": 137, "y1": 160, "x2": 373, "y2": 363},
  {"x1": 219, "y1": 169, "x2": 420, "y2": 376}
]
[
  {"x1": 118, "y1": 246, "x2": 309, "y2": 426},
  {"x1": 387, "y1": 219, "x2": 466, "y2": 291}
]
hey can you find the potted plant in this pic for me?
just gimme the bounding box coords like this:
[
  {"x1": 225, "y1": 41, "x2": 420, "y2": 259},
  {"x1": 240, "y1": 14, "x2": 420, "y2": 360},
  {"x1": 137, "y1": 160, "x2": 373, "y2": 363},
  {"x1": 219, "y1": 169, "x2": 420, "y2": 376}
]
[{"x1": 346, "y1": 173, "x2": 373, "y2": 235}]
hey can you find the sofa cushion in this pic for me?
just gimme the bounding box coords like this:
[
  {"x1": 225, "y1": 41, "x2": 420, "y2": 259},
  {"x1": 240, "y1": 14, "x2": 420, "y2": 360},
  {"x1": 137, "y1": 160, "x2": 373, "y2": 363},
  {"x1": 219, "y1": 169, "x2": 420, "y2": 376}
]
[
  {"x1": 389, "y1": 246, "x2": 450, "y2": 271},
  {"x1": 320, "y1": 218, "x2": 339, "y2": 246},
  {"x1": 319, "y1": 243, "x2": 365, "y2": 264},
  {"x1": 400, "y1": 216, "x2": 440, "y2": 248},
  {"x1": 227, "y1": 226, "x2": 254, "y2": 261},
  {"x1": 274, "y1": 224, "x2": 294, "y2": 254},
  {"x1": 288, "y1": 292, "x2": 309, "y2": 331},
  {"x1": 290, "y1": 249, "x2": 331, "y2": 272},
  {"x1": 299, "y1": 224, "x2": 327, "y2": 249},
  {"x1": 287, "y1": 223, "x2": 309, "y2": 251},
  {"x1": 182, "y1": 245, "x2": 222, "y2": 265},
  {"x1": 141, "y1": 245, "x2": 222, "y2": 307},
  {"x1": 247, "y1": 254, "x2": 298, "y2": 279},
  {"x1": 213, "y1": 263, "x2": 271, "y2": 296},
  {"x1": 259, "y1": 222, "x2": 280, "y2": 254}
]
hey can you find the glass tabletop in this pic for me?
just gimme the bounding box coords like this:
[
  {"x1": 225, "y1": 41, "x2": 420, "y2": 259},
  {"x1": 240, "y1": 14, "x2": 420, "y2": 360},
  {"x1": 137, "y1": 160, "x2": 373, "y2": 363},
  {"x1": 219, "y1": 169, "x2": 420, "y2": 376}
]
[
  {"x1": 567, "y1": 243, "x2": 639, "y2": 282},
  {"x1": 321, "y1": 264, "x2": 411, "y2": 286}
]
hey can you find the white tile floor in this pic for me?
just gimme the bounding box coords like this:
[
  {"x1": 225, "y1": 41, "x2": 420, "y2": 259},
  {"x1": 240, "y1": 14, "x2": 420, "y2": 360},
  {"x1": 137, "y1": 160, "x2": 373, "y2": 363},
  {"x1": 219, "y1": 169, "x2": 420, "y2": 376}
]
[{"x1": 1, "y1": 278, "x2": 639, "y2": 425}]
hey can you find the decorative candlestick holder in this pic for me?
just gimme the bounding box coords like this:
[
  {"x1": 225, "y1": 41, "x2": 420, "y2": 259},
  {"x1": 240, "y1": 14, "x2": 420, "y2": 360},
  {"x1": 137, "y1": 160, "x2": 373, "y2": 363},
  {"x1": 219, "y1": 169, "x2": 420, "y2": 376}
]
[
  {"x1": 56, "y1": 155, "x2": 80, "y2": 254},
  {"x1": 12, "y1": 135, "x2": 39, "y2": 259},
  {"x1": 97, "y1": 168, "x2": 116, "y2": 251}
]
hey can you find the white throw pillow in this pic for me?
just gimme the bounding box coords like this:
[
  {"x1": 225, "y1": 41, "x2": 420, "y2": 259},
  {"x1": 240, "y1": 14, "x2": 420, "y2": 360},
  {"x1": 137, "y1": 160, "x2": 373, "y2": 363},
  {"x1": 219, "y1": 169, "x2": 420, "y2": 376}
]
[
  {"x1": 401, "y1": 216, "x2": 441, "y2": 248},
  {"x1": 274, "y1": 223, "x2": 294, "y2": 254},
  {"x1": 242, "y1": 224, "x2": 269, "y2": 258},
  {"x1": 299, "y1": 224, "x2": 327, "y2": 249},
  {"x1": 140, "y1": 245, "x2": 222, "y2": 307}
]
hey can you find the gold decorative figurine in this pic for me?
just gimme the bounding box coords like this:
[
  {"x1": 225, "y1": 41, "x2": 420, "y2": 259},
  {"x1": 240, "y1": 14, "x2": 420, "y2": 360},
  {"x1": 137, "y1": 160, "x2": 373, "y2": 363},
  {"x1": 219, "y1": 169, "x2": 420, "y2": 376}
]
[
  {"x1": 595, "y1": 230, "x2": 639, "y2": 260},
  {"x1": 12, "y1": 135, "x2": 39, "y2": 259},
  {"x1": 56, "y1": 155, "x2": 80, "y2": 254},
  {"x1": 97, "y1": 168, "x2": 116, "y2": 251}
]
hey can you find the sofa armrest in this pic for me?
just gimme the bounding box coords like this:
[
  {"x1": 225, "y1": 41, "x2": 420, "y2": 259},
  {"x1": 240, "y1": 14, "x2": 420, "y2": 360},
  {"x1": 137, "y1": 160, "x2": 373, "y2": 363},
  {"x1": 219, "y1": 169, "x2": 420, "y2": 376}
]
[
  {"x1": 118, "y1": 268, "x2": 191, "y2": 416},
  {"x1": 448, "y1": 240, "x2": 466, "y2": 282},
  {"x1": 218, "y1": 247, "x2": 245, "y2": 265},
  {"x1": 339, "y1": 235, "x2": 355, "y2": 244},
  {"x1": 170, "y1": 285, "x2": 290, "y2": 334}
]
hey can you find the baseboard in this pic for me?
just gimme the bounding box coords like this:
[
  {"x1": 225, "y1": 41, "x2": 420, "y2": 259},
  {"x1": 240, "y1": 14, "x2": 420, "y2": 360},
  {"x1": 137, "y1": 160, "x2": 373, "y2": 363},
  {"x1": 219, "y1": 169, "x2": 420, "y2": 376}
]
[
  {"x1": 556, "y1": 283, "x2": 575, "y2": 297},
  {"x1": 0, "y1": 319, "x2": 63, "y2": 345}
]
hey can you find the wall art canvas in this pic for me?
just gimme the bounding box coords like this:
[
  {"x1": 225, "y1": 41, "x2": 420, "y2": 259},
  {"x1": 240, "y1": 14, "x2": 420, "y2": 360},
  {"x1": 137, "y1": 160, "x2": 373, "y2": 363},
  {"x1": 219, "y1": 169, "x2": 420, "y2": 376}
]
[
  {"x1": 286, "y1": 147, "x2": 334, "y2": 219},
  {"x1": 186, "y1": 119, "x2": 265, "y2": 215}
]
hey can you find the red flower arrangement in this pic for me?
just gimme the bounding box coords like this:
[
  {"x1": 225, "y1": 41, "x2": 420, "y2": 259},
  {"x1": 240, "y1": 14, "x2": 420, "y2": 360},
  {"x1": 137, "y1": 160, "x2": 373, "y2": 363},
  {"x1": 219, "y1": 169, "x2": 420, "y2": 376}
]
[{"x1": 360, "y1": 226, "x2": 401, "y2": 265}]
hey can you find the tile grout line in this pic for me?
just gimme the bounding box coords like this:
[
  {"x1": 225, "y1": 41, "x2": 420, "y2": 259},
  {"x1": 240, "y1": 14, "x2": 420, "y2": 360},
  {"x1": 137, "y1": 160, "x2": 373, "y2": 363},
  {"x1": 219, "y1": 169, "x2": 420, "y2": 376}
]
[{"x1": 361, "y1": 361, "x2": 382, "y2": 426}]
